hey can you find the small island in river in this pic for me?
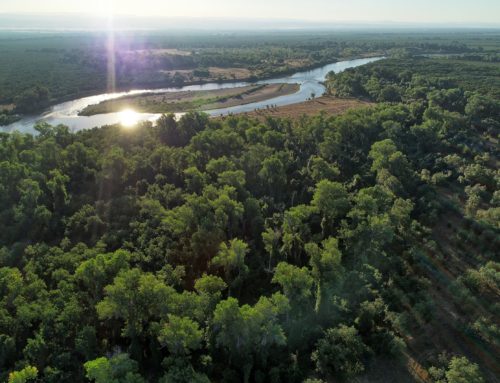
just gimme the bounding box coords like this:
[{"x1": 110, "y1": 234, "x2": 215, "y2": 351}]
[{"x1": 79, "y1": 83, "x2": 300, "y2": 116}]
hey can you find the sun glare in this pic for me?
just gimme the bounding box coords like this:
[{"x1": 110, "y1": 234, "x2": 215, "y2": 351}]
[{"x1": 119, "y1": 109, "x2": 139, "y2": 127}]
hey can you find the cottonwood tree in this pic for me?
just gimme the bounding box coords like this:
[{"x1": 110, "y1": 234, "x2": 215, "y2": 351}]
[
  {"x1": 312, "y1": 325, "x2": 369, "y2": 380},
  {"x1": 281, "y1": 204, "x2": 315, "y2": 262},
  {"x1": 158, "y1": 315, "x2": 203, "y2": 356},
  {"x1": 96, "y1": 269, "x2": 175, "y2": 341},
  {"x1": 84, "y1": 353, "x2": 145, "y2": 383},
  {"x1": 446, "y1": 356, "x2": 484, "y2": 383},
  {"x1": 305, "y1": 238, "x2": 343, "y2": 315},
  {"x1": 75, "y1": 250, "x2": 131, "y2": 303},
  {"x1": 211, "y1": 295, "x2": 288, "y2": 383},
  {"x1": 211, "y1": 239, "x2": 249, "y2": 296},
  {"x1": 194, "y1": 274, "x2": 227, "y2": 316},
  {"x1": 272, "y1": 262, "x2": 314, "y2": 310},
  {"x1": 262, "y1": 226, "x2": 282, "y2": 271},
  {"x1": 312, "y1": 180, "x2": 349, "y2": 236},
  {"x1": 8, "y1": 366, "x2": 38, "y2": 383}
]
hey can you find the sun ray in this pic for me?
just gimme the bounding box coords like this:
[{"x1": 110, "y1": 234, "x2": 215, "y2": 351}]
[{"x1": 106, "y1": 0, "x2": 116, "y2": 93}]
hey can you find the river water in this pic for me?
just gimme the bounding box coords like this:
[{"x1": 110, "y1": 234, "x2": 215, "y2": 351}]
[{"x1": 3, "y1": 57, "x2": 382, "y2": 134}]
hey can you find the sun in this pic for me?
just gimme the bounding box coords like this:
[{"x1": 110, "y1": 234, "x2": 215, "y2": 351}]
[{"x1": 119, "y1": 109, "x2": 139, "y2": 127}]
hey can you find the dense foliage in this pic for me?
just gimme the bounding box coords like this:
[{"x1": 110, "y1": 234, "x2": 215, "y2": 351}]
[
  {"x1": 0, "y1": 110, "x2": 20, "y2": 126},
  {"x1": 326, "y1": 57, "x2": 500, "y2": 100},
  {"x1": 1, "y1": 30, "x2": 497, "y2": 109},
  {"x1": 1, "y1": 50, "x2": 498, "y2": 381}
]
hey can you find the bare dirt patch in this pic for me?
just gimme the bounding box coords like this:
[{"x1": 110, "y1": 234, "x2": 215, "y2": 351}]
[
  {"x1": 161, "y1": 66, "x2": 253, "y2": 82},
  {"x1": 0, "y1": 104, "x2": 15, "y2": 112},
  {"x1": 284, "y1": 59, "x2": 313, "y2": 68},
  {"x1": 206, "y1": 67, "x2": 253, "y2": 80},
  {"x1": 232, "y1": 96, "x2": 374, "y2": 120},
  {"x1": 124, "y1": 48, "x2": 192, "y2": 56}
]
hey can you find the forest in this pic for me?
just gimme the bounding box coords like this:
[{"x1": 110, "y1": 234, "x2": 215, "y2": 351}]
[
  {"x1": 1, "y1": 30, "x2": 497, "y2": 112},
  {"x1": 1, "y1": 39, "x2": 499, "y2": 382}
]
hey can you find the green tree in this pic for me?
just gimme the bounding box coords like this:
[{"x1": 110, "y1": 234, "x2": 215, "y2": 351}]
[
  {"x1": 272, "y1": 262, "x2": 314, "y2": 309},
  {"x1": 305, "y1": 238, "x2": 343, "y2": 315},
  {"x1": 378, "y1": 85, "x2": 401, "y2": 102},
  {"x1": 75, "y1": 250, "x2": 131, "y2": 303},
  {"x1": 312, "y1": 325, "x2": 369, "y2": 380},
  {"x1": 369, "y1": 139, "x2": 400, "y2": 173},
  {"x1": 84, "y1": 353, "x2": 146, "y2": 383},
  {"x1": 96, "y1": 269, "x2": 175, "y2": 339},
  {"x1": 99, "y1": 146, "x2": 133, "y2": 194},
  {"x1": 183, "y1": 167, "x2": 206, "y2": 194},
  {"x1": 445, "y1": 356, "x2": 484, "y2": 383},
  {"x1": 194, "y1": 274, "x2": 227, "y2": 315},
  {"x1": 14, "y1": 178, "x2": 51, "y2": 235},
  {"x1": 65, "y1": 204, "x2": 106, "y2": 244},
  {"x1": 14, "y1": 86, "x2": 50, "y2": 113},
  {"x1": 212, "y1": 295, "x2": 288, "y2": 383},
  {"x1": 259, "y1": 155, "x2": 287, "y2": 200},
  {"x1": 158, "y1": 315, "x2": 203, "y2": 356},
  {"x1": 312, "y1": 180, "x2": 349, "y2": 235},
  {"x1": 281, "y1": 204, "x2": 315, "y2": 261},
  {"x1": 211, "y1": 239, "x2": 249, "y2": 296},
  {"x1": 308, "y1": 156, "x2": 340, "y2": 183},
  {"x1": 8, "y1": 366, "x2": 38, "y2": 383},
  {"x1": 46, "y1": 169, "x2": 70, "y2": 212},
  {"x1": 159, "y1": 357, "x2": 210, "y2": 383},
  {"x1": 262, "y1": 226, "x2": 281, "y2": 271},
  {"x1": 157, "y1": 114, "x2": 183, "y2": 146}
]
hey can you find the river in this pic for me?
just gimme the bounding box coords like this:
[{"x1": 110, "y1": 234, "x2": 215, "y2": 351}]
[{"x1": 3, "y1": 57, "x2": 382, "y2": 134}]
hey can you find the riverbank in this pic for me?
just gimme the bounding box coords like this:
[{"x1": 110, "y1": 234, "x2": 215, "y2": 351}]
[
  {"x1": 3, "y1": 57, "x2": 384, "y2": 133},
  {"x1": 222, "y1": 96, "x2": 374, "y2": 120},
  {"x1": 0, "y1": 105, "x2": 20, "y2": 126},
  {"x1": 10, "y1": 54, "x2": 380, "y2": 114},
  {"x1": 79, "y1": 83, "x2": 300, "y2": 116}
]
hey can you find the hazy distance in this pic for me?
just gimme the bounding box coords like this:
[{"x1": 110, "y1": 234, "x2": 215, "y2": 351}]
[{"x1": 0, "y1": 0, "x2": 499, "y2": 30}]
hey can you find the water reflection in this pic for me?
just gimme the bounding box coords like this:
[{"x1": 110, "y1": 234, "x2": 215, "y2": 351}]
[
  {"x1": 119, "y1": 109, "x2": 140, "y2": 127},
  {"x1": 4, "y1": 57, "x2": 383, "y2": 133}
]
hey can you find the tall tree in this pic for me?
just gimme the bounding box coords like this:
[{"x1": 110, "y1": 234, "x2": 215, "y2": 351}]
[
  {"x1": 211, "y1": 239, "x2": 249, "y2": 296},
  {"x1": 311, "y1": 180, "x2": 349, "y2": 236},
  {"x1": 305, "y1": 238, "x2": 343, "y2": 315}
]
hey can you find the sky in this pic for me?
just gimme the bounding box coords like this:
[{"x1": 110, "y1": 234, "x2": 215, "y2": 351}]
[{"x1": 0, "y1": 0, "x2": 499, "y2": 26}]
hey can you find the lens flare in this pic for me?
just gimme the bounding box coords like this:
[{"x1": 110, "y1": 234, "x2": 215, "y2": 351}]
[
  {"x1": 119, "y1": 109, "x2": 139, "y2": 127},
  {"x1": 106, "y1": 0, "x2": 116, "y2": 93}
]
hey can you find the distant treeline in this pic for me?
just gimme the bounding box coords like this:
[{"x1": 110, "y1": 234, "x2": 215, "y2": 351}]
[{"x1": 1, "y1": 31, "x2": 496, "y2": 108}]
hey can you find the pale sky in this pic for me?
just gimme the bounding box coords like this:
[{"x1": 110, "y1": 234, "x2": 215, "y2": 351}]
[{"x1": 0, "y1": 0, "x2": 499, "y2": 24}]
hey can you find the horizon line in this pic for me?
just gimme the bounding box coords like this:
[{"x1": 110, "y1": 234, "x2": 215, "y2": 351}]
[{"x1": 0, "y1": 13, "x2": 499, "y2": 29}]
